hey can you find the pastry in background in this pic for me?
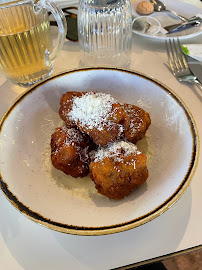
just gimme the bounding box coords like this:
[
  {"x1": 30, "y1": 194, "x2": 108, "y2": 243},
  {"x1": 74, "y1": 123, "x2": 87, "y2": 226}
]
[{"x1": 136, "y1": 1, "x2": 154, "y2": 15}]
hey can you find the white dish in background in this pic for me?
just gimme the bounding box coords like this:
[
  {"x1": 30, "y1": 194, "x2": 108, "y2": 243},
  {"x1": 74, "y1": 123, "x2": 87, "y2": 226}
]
[
  {"x1": 0, "y1": 68, "x2": 198, "y2": 235},
  {"x1": 131, "y1": 0, "x2": 202, "y2": 40}
]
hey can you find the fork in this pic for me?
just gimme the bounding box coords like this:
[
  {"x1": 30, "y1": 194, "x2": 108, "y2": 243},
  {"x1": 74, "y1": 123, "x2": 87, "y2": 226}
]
[{"x1": 166, "y1": 38, "x2": 202, "y2": 92}]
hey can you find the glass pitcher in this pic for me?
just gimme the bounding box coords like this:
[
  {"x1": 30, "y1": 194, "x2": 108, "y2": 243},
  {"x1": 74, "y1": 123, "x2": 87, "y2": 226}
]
[
  {"x1": 0, "y1": 0, "x2": 67, "y2": 87},
  {"x1": 78, "y1": 0, "x2": 132, "y2": 67}
]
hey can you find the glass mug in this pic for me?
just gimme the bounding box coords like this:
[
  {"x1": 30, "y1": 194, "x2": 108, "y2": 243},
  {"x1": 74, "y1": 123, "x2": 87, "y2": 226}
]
[{"x1": 0, "y1": 0, "x2": 66, "y2": 87}]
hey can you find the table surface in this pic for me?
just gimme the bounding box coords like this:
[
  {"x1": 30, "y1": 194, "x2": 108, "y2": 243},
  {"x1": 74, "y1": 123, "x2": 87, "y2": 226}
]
[{"x1": 0, "y1": 0, "x2": 202, "y2": 269}]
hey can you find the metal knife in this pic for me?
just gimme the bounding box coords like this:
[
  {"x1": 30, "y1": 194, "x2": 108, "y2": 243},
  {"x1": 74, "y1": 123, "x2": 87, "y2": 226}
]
[
  {"x1": 186, "y1": 55, "x2": 202, "y2": 84},
  {"x1": 165, "y1": 20, "x2": 201, "y2": 33}
]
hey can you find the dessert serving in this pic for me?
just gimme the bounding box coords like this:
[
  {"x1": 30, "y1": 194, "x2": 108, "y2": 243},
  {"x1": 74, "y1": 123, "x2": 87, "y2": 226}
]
[
  {"x1": 51, "y1": 127, "x2": 91, "y2": 178},
  {"x1": 59, "y1": 91, "x2": 129, "y2": 146},
  {"x1": 90, "y1": 141, "x2": 148, "y2": 200},
  {"x1": 51, "y1": 91, "x2": 151, "y2": 200},
  {"x1": 0, "y1": 67, "x2": 197, "y2": 235}
]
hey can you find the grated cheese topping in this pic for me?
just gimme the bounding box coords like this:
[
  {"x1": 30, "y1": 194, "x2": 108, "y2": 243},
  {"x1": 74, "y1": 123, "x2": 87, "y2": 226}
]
[
  {"x1": 62, "y1": 126, "x2": 84, "y2": 146},
  {"x1": 52, "y1": 126, "x2": 88, "y2": 156},
  {"x1": 52, "y1": 126, "x2": 91, "y2": 164},
  {"x1": 92, "y1": 141, "x2": 141, "y2": 163},
  {"x1": 124, "y1": 104, "x2": 143, "y2": 134},
  {"x1": 68, "y1": 92, "x2": 117, "y2": 131}
]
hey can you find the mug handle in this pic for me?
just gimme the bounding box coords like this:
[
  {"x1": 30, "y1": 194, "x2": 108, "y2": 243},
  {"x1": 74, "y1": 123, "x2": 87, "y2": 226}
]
[{"x1": 34, "y1": 0, "x2": 67, "y2": 65}]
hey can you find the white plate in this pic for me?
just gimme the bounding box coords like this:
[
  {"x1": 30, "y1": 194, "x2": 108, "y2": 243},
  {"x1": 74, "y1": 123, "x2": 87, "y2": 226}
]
[
  {"x1": 0, "y1": 68, "x2": 198, "y2": 235},
  {"x1": 131, "y1": 0, "x2": 202, "y2": 40}
]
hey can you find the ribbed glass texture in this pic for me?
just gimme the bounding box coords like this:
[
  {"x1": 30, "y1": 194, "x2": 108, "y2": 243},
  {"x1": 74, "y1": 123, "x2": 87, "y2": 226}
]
[{"x1": 78, "y1": 0, "x2": 132, "y2": 67}]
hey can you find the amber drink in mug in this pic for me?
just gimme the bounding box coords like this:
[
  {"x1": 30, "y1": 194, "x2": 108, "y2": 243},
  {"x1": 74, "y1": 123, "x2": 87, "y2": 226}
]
[{"x1": 0, "y1": 0, "x2": 66, "y2": 87}]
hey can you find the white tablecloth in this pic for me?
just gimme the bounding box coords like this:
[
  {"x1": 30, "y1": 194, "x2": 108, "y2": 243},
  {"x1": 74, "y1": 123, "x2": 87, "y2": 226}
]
[{"x1": 0, "y1": 0, "x2": 202, "y2": 269}]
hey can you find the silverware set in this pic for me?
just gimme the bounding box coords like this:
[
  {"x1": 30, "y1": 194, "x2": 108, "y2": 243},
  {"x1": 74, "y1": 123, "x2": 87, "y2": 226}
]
[
  {"x1": 150, "y1": 0, "x2": 188, "y2": 22},
  {"x1": 166, "y1": 38, "x2": 202, "y2": 92},
  {"x1": 149, "y1": 0, "x2": 201, "y2": 34},
  {"x1": 165, "y1": 18, "x2": 201, "y2": 34},
  {"x1": 151, "y1": 0, "x2": 202, "y2": 91}
]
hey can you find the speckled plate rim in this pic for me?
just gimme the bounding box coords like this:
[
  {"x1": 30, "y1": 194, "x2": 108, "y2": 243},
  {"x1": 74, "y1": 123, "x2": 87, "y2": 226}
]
[{"x1": 0, "y1": 67, "x2": 199, "y2": 236}]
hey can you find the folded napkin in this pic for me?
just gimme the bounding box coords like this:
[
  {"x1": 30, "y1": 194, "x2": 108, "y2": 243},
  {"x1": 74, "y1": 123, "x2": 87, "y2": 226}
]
[{"x1": 181, "y1": 44, "x2": 202, "y2": 62}]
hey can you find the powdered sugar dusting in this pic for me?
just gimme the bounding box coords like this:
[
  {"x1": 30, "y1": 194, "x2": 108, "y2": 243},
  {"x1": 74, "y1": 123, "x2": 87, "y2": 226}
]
[
  {"x1": 92, "y1": 141, "x2": 141, "y2": 163},
  {"x1": 68, "y1": 92, "x2": 117, "y2": 131}
]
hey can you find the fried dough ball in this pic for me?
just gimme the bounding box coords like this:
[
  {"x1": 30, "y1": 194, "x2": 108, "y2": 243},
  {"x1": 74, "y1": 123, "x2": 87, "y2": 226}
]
[
  {"x1": 51, "y1": 126, "x2": 91, "y2": 178},
  {"x1": 123, "y1": 103, "x2": 151, "y2": 143},
  {"x1": 59, "y1": 92, "x2": 85, "y2": 128},
  {"x1": 59, "y1": 91, "x2": 129, "y2": 146},
  {"x1": 89, "y1": 141, "x2": 148, "y2": 200}
]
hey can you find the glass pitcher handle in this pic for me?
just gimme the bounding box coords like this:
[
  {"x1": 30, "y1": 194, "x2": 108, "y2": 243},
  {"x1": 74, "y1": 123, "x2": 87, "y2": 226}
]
[{"x1": 35, "y1": 0, "x2": 67, "y2": 65}]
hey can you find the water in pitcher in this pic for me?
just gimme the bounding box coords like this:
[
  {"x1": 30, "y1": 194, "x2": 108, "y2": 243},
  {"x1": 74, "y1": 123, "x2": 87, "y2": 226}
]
[
  {"x1": 78, "y1": 0, "x2": 132, "y2": 67},
  {"x1": 0, "y1": 5, "x2": 53, "y2": 86}
]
